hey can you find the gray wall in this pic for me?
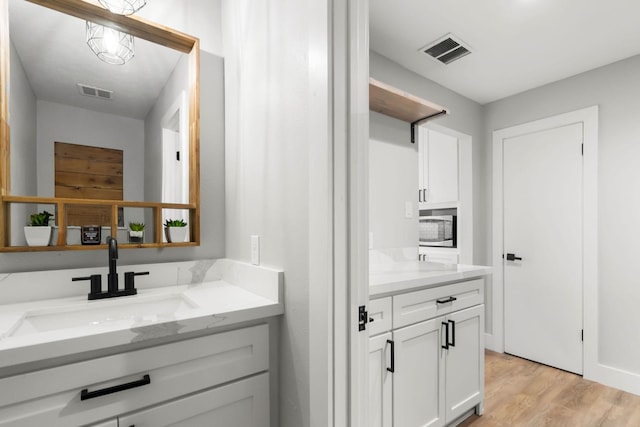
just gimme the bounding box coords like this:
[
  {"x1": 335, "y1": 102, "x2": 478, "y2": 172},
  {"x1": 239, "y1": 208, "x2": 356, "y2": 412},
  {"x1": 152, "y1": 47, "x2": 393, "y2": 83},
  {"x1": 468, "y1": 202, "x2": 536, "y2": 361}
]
[
  {"x1": 485, "y1": 54, "x2": 640, "y2": 375},
  {"x1": 370, "y1": 52, "x2": 488, "y2": 265},
  {"x1": 8, "y1": 41, "x2": 37, "y2": 246},
  {"x1": 36, "y1": 100, "x2": 145, "y2": 203},
  {"x1": 369, "y1": 111, "x2": 418, "y2": 250}
]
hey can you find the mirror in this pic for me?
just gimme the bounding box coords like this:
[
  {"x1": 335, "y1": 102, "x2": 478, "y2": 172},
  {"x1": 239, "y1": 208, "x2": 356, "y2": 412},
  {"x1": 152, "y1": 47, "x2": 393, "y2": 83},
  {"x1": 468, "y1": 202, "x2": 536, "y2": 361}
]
[{"x1": 0, "y1": 0, "x2": 200, "y2": 250}]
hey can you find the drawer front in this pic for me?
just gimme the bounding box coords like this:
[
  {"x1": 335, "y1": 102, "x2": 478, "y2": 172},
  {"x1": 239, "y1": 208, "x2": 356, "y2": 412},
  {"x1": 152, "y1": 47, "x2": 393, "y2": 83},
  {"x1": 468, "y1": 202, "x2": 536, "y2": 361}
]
[
  {"x1": 369, "y1": 297, "x2": 392, "y2": 336},
  {"x1": 118, "y1": 372, "x2": 269, "y2": 427},
  {"x1": 0, "y1": 324, "x2": 269, "y2": 427},
  {"x1": 393, "y1": 279, "x2": 484, "y2": 329}
]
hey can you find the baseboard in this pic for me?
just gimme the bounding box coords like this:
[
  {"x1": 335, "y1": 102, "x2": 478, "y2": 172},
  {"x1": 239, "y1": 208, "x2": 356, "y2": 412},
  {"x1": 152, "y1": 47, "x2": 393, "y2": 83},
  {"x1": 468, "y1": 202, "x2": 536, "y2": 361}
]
[
  {"x1": 484, "y1": 333, "x2": 502, "y2": 352},
  {"x1": 586, "y1": 363, "x2": 640, "y2": 397},
  {"x1": 485, "y1": 332, "x2": 640, "y2": 396}
]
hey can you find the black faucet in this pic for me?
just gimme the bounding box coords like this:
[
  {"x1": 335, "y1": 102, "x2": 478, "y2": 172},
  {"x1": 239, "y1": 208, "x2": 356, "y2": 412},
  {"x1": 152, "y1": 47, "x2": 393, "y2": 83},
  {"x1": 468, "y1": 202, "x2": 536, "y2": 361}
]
[
  {"x1": 107, "y1": 237, "x2": 119, "y2": 293},
  {"x1": 72, "y1": 237, "x2": 148, "y2": 300}
]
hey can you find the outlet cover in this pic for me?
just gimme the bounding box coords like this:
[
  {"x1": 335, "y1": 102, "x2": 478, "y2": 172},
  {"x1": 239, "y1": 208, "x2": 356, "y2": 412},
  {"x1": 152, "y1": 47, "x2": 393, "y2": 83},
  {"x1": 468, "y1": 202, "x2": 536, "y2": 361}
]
[
  {"x1": 405, "y1": 201, "x2": 413, "y2": 219},
  {"x1": 251, "y1": 235, "x2": 260, "y2": 265}
]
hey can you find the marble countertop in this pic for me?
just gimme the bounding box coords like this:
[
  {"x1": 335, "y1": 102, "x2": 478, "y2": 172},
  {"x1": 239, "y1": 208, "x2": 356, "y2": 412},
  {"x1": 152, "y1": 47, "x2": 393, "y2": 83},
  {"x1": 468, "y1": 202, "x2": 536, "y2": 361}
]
[
  {"x1": 0, "y1": 259, "x2": 283, "y2": 370},
  {"x1": 370, "y1": 261, "x2": 492, "y2": 298}
]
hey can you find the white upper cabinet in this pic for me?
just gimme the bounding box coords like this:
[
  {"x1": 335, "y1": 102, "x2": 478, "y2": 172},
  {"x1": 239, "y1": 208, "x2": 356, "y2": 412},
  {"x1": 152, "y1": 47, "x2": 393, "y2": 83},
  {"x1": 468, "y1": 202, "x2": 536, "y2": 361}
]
[{"x1": 419, "y1": 128, "x2": 459, "y2": 207}]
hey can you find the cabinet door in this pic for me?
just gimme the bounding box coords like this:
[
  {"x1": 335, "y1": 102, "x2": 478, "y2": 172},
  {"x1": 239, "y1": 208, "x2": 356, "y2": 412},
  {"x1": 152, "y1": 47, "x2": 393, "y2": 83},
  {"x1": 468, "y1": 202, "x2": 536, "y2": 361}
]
[
  {"x1": 418, "y1": 128, "x2": 428, "y2": 204},
  {"x1": 118, "y1": 373, "x2": 269, "y2": 427},
  {"x1": 425, "y1": 129, "x2": 458, "y2": 204},
  {"x1": 444, "y1": 305, "x2": 484, "y2": 422},
  {"x1": 369, "y1": 333, "x2": 392, "y2": 427},
  {"x1": 393, "y1": 317, "x2": 445, "y2": 427}
]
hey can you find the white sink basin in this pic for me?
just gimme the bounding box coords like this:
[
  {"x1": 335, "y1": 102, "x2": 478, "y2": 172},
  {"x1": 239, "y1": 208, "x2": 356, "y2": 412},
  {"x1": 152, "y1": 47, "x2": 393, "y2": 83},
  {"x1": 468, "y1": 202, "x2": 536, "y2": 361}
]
[{"x1": 8, "y1": 294, "x2": 199, "y2": 338}]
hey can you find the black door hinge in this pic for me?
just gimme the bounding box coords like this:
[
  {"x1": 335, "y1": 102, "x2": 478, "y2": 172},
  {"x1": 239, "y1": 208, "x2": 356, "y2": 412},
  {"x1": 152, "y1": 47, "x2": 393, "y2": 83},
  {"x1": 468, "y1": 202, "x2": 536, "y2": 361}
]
[
  {"x1": 358, "y1": 305, "x2": 368, "y2": 331},
  {"x1": 581, "y1": 144, "x2": 584, "y2": 156},
  {"x1": 581, "y1": 329, "x2": 584, "y2": 342}
]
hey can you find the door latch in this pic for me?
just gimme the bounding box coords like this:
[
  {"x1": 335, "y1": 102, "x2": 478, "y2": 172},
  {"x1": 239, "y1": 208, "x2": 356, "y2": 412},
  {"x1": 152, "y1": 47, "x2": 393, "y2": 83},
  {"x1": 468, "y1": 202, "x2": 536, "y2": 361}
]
[
  {"x1": 505, "y1": 253, "x2": 522, "y2": 261},
  {"x1": 358, "y1": 305, "x2": 368, "y2": 331}
]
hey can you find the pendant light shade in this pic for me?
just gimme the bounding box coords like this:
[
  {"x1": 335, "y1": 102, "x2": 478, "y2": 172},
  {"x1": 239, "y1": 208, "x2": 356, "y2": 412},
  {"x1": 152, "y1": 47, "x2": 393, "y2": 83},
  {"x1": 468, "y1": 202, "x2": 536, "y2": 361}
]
[
  {"x1": 97, "y1": 0, "x2": 147, "y2": 15},
  {"x1": 86, "y1": 22, "x2": 135, "y2": 65}
]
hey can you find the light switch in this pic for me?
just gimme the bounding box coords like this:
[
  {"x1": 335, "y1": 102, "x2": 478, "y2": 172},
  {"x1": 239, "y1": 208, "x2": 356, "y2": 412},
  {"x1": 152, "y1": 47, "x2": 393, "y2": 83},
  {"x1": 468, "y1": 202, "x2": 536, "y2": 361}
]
[
  {"x1": 251, "y1": 235, "x2": 260, "y2": 265},
  {"x1": 405, "y1": 201, "x2": 413, "y2": 219}
]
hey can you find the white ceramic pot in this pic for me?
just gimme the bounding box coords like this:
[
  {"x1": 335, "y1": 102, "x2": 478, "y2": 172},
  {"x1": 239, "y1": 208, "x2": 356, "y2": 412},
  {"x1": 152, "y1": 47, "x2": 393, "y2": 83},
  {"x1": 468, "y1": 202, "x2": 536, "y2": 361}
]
[
  {"x1": 165, "y1": 227, "x2": 187, "y2": 243},
  {"x1": 24, "y1": 226, "x2": 52, "y2": 246},
  {"x1": 129, "y1": 230, "x2": 144, "y2": 243}
]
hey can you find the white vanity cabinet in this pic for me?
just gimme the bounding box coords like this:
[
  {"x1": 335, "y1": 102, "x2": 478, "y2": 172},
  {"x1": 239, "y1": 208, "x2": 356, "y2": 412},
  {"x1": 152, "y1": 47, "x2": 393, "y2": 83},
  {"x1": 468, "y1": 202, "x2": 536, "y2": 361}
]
[
  {"x1": 368, "y1": 278, "x2": 484, "y2": 427},
  {"x1": 0, "y1": 324, "x2": 270, "y2": 427},
  {"x1": 117, "y1": 373, "x2": 269, "y2": 427}
]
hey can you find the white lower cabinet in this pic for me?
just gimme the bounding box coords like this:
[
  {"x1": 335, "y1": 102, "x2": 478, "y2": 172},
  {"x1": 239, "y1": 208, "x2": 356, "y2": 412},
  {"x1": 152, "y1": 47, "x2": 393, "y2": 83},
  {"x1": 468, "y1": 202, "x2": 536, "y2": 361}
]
[
  {"x1": 369, "y1": 280, "x2": 484, "y2": 427},
  {"x1": 393, "y1": 316, "x2": 445, "y2": 427},
  {"x1": 118, "y1": 372, "x2": 269, "y2": 427},
  {"x1": 0, "y1": 324, "x2": 270, "y2": 427},
  {"x1": 445, "y1": 305, "x2": 484, "y2": 423},
  {"x1": 368, "y1": 332, "x2": 392, "y2": 427}
]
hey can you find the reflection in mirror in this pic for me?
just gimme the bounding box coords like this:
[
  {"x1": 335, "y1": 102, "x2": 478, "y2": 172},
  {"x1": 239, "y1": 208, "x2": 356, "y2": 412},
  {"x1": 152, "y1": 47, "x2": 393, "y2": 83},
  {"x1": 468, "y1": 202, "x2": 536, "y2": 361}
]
[{"x1": 4, "y1": 0, "x2": 199, "y2": 248}]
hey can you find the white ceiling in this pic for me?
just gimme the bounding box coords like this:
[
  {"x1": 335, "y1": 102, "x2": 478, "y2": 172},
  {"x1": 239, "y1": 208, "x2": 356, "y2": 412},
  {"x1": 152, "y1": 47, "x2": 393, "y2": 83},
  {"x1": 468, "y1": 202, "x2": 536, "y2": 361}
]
[
  {"x1": 370, "y1": 0, "x2": 640, "y2": 104},
  {"x1": 9, "y1": 0, "x2": 183, "y2": 119}
]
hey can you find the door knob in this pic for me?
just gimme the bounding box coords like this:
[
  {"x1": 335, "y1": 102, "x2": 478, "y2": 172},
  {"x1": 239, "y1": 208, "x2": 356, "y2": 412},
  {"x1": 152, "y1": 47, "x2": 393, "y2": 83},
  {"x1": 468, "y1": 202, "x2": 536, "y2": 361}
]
[{"x1": 505, "y1": 253, "x2": 522, "y2": 261}]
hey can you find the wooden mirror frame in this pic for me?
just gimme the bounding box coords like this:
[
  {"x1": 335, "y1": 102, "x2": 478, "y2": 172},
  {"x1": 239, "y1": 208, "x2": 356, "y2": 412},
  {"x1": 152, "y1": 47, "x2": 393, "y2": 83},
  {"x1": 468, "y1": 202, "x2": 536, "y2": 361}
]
[{"x1": 0, "y1": 0, "x2": 200, "y2": 251}]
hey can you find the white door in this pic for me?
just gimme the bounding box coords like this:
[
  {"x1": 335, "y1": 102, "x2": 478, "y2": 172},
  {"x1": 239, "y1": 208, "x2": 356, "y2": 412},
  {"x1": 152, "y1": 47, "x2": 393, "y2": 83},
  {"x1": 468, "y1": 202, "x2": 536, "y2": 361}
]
[
  {"x1": 368, "y1": 333, "x2": 392, "y2": 427},
  {"x1": 503, "y1": 122, "x2": 583, "y2": 374}
]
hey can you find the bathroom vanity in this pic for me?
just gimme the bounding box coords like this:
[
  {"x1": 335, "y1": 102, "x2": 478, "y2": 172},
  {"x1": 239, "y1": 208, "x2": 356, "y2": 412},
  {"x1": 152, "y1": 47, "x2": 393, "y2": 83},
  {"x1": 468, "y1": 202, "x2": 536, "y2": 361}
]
[
  {"x1": 368, "y1": 260, "x2": 491, "y2": 427},
  {"x1": 0, "y1": 259, "x2": 283, "y2": 426}
]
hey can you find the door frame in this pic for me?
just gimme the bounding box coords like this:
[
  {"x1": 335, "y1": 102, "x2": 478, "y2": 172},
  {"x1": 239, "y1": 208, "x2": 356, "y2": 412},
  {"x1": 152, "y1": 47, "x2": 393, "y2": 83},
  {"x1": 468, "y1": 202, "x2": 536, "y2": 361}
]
[
  {"x1": 490, "y1": 106, "x2": 598, "y2": 378},
  {"x1": 309, "y1": 0, "x2": 370, "y2": 425}
]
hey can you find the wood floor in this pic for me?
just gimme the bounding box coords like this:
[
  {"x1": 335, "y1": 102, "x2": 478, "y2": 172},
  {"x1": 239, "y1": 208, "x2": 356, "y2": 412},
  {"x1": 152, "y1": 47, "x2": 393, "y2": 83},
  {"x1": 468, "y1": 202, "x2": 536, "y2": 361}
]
[{"x1": 459, "y1": 350, "x2": 640, "y2": 427}]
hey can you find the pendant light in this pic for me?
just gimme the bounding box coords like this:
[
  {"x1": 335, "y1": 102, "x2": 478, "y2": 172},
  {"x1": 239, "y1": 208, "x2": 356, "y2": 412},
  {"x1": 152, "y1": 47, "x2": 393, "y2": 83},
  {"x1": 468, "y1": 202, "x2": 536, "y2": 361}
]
[
  {"x1": 86, "y1": 0, "x2": 147, "y2": 65},
  {"x1": 86, "y1": 22, "x2": 135, "y2": 65},
  {"x1": 97, "y1": 0, "x2": 147, "y2": 15}
]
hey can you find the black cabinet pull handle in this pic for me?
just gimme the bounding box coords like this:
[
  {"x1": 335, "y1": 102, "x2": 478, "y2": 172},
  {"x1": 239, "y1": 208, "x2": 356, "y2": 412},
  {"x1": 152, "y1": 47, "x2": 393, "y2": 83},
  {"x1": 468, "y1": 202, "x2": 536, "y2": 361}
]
[
  {"x1": 81, "y1": 374, "x2": 151, "y2": 401},
  {"x1": 448, "y1": 319, "x2": 456, "y2": 347},
  {"x1": 418, "y1": 189, "x2": 423, "y2": 203},
  {"x1": 505, "y1": 253, "x2": 522, "y2": 261},
  {"x1": 387, "y1": 339, "x2": 395, "y2": 373},
  {"x1": 436, "y1": 296, "x2": 457, "y2": 304},
  {"x1": 441, "y1": 322, "x2": 449, "y2": 349}
]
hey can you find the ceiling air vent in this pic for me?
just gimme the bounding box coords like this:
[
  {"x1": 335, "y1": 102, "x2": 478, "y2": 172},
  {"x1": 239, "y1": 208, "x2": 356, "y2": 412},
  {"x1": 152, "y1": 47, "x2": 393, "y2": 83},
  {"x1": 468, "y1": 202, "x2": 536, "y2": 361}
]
[
  {"x1": 77, "y1": 83, "x2": 113, "y2": 100},
  {"x1": 420, "y1": 33, "x2": 471, "y2": 65}
]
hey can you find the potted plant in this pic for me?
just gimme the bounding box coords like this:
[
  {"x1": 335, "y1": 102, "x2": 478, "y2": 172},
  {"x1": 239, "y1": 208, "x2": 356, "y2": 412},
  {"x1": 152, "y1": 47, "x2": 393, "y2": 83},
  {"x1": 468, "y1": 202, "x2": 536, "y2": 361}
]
[
  {"x1": 164, "y1": 218, "x2": 188, "y2": 243},
  {"x1": 128, "y1": 222, "x2": 145, "y2": 244},
  {"x1": 24, "y1": 210, "x2": 54, "y2": 246}
]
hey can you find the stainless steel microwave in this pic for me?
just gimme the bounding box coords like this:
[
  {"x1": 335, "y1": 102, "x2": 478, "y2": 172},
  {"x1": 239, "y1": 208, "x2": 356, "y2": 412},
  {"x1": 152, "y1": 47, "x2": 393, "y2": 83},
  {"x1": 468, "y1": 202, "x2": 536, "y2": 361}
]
[{"x1": 419, "y1": 214, "x2": 456, "y2": 248}]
